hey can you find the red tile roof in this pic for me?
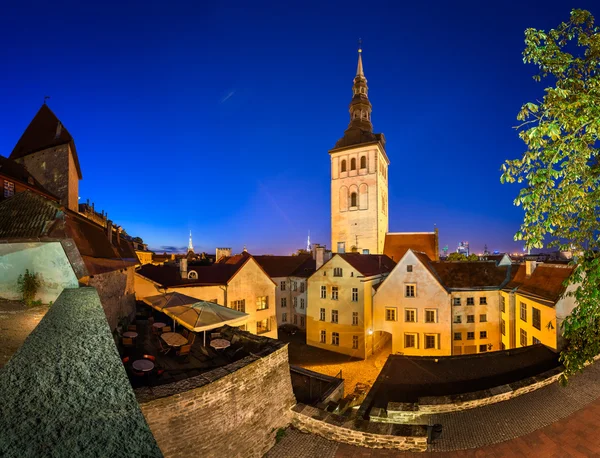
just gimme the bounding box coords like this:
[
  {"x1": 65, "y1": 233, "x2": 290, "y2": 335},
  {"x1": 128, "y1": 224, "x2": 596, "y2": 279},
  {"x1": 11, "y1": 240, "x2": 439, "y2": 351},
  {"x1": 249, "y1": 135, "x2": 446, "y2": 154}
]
[
  {"x1": 10, "y1": 104, "x2": 82, "y2": 179},
  {"x1": 253, "y1": 254, "x2": 316, "y2": 278},
  {"x1": 431, "y1": 261, "x2": 510, "y2": 289},
  {"x1": 338, "y1": 253, "x2": 396, "y2": 277},
  {"x1": 384, "y1": 232, "x2": 438, "y2": 262},
  {"x1": 517, "y1": 264, "x2": 574, "y2": 304},
  {"x1": 136, "y1": 263, "x2": 241, "y2": 287}
]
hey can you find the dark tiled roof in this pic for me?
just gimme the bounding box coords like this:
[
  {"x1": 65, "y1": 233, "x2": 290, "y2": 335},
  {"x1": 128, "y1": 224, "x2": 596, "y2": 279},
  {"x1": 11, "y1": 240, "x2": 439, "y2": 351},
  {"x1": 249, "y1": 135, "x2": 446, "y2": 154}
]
[
  {"x1": 338, "y1": 253, "x2": 396, "y2": 276},
  {"x1": 0, "y1": 191, "x2": 61, "y2": 238},
  {"x1": 253, "y1": 254, "x2": 316, "y2": 278},
  {"x1": 216, "y1": 251, "x2": 251, "y2": 265},
  {"x1": 430, "y1": 261, "x2": 510, "y2": 289},
  {"x1": 9, "y1": 104, "x2": 82, "y2": 179},
  {"x1": 504, "y1": 264, "x2": 527, "y2": 290},
  {"x1": 365, "y1": 345, "x2": 560, "y2": 406},
  {"x1": 518, "y1": 264, "x2": 574, "y2": 303},
  {"x1": 0, "y1": 191, "x2": 137, "y2": 275},
  {"x1": 136, "y1": 263, "x2": 240, "y2": 287},
  {"x1": 331, "y1": 130, "x2": 386, "y2": 151},
  {"x1": 0, "y1": 155, "x2": 58, "y2": 200},
  {"x1": 384, "y1": 232, "x2": 438, "y2": 262}
]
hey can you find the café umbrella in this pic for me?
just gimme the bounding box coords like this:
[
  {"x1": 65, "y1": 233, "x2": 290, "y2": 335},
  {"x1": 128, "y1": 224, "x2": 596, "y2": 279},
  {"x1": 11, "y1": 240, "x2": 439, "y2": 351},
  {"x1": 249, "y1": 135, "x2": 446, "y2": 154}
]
[
  {"x1": 162, "y1": 300, "x2": 249, "y2": 345},
  {"x1": 143, "y1": 292, "x2": 203, "y2": 331}
]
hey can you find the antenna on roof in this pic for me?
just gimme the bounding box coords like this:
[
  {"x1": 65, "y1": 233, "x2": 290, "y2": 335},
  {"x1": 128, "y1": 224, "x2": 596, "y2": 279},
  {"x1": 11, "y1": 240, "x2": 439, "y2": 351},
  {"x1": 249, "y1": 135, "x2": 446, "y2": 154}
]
[{"x1": 44, "y1": 96, "x2": 50, "y2": 105}]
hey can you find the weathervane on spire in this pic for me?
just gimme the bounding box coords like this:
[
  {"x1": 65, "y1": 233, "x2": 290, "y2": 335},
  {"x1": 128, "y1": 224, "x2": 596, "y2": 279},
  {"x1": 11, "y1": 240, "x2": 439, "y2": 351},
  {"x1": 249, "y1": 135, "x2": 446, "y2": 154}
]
[
  {"x1": 358, "y1": 38, "x2": 362, "y2": 53},
  {"x1": 44, "y1": 96, "x2": 50, "y2": 105}
]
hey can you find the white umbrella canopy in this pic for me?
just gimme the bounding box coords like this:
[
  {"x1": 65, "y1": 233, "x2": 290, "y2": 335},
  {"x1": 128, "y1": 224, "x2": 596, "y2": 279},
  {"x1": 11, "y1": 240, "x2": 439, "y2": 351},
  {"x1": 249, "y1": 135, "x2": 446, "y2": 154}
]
[{"x1": 163, "y1": 300, "x2": 249, "y2": 333}]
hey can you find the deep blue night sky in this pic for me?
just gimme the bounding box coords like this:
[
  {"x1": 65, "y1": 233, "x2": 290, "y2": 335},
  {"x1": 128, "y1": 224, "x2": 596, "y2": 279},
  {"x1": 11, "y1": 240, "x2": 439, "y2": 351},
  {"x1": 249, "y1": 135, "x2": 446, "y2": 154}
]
[{"x1": 0, "y1": 1, "x2": 596, "y2": 255}]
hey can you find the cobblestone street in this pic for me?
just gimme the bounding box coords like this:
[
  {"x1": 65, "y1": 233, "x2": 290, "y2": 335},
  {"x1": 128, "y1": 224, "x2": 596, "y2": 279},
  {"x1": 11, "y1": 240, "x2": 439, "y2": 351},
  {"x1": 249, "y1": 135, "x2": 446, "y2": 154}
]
[
  {"x1": 267, "y1": 361, "x2": 600, "y2": 457},
  {"x1": 0, "y1": 300, "x2": 48, "y2": 368},
  {"x1": 279, "y1": 329, "x2": 391, "y2": 396}
]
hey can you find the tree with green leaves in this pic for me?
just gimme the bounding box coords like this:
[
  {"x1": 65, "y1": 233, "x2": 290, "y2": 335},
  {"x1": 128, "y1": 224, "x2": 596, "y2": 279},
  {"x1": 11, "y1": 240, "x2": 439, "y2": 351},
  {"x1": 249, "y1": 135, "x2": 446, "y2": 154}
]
[
  {"x1": 501, "y1": 9, "x2": 600, "y2": 382},
  {"x1": 446, "y1": 252, "x2": 468, "y2": 262}
]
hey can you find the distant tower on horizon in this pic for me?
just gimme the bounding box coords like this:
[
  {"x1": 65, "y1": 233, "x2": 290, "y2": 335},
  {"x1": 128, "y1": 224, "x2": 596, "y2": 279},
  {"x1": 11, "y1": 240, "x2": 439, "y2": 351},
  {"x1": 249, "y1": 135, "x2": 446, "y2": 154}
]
[
  {"x1": 306, "y1": 231, "x2": 312, "y2": 252},
  {"x1": 330, "y1": 41, "x2": 389, "y2": 255},
  {"x1": 188, "y1": 230, "x2": 194, "y2": 253}
]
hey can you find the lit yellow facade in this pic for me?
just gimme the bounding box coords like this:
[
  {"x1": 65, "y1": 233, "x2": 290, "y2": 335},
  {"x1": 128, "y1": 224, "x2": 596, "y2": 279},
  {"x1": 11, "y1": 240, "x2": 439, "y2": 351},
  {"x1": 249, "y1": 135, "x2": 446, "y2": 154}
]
[
  {"x1": 306, "y1": 255, "x2": 387, "y2": 359},
  {"x1": 330, "y1": 143, "x2": 389, "y2": 255},
  {"x1": 135, "y1": 250, "x2": 153, "y2": 265},
  {"x1": 134, "y1": 258, "x2": 277, "y2": 339},
  {"x1": 450, "y1": 291, "x2": 501, "y2": 355},
  {"x1": 373, "y1": 250, "x2": 450, "y2": 356},
  {"x1": 500, "y1": 290, "x2": 516, "y2": 350}
]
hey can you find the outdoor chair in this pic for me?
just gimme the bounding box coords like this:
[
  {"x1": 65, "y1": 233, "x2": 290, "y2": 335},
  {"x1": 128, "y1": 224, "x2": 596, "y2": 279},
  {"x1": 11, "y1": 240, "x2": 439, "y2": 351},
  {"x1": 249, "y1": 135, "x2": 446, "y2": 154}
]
[
  {"x1": 181, "y1": 329, "x2": 189, "y2": 339},
  {"x1": 177, "y1": 345, "x2": 192, "y2": 359},
  {"x1": 122, "y1": 337, "x2": 134, "y2": 347},
  {"x1": 128, "y1": 325, "x2": 137, "y2": 331},
  {"x1": 187, "y1": 333, "x2": 196, "y2": 345},
  {"x1": 162, "y1": 326, "x2": 172, "y2": 333},
  {"x1": 143, "y1": 354, "x2": 156, "y2": 362},
  {"x1": 211, "y1": 332, "x2": 221, "y2": 339}
]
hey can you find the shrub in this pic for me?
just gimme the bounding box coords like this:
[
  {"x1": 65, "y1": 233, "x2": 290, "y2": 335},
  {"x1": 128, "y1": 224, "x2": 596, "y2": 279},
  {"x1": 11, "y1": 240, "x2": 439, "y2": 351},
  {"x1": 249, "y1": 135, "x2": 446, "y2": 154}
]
[{"x1": 17, "y1": 269, "x2": 40, "y2": 306}]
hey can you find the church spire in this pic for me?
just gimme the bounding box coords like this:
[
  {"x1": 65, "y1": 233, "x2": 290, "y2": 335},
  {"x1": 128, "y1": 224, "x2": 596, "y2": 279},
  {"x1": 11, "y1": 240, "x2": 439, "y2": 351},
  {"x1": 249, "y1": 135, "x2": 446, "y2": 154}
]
[
  {"x1": 347, "y1": 41, "x2": 373, "y2": 132},
  {"x1": 188, "y1": 230, "x2": 194, "y2": 253}
]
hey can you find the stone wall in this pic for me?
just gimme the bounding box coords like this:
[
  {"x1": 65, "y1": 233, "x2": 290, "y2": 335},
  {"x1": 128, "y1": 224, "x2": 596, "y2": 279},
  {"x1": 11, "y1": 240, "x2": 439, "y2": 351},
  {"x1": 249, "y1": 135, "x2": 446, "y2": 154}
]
[
  {"x1": 136, "y1": 343, "x2": 297, "y2": 458},
  {"x1": 86, "y1": 266, "x2": 136, "y2": 331},
  {"x1": 291, "y1": 403, "x2": 427, "y2": 451},
  {"x1": 370, "y1": 366, "x2": 563, "y2": 423}
]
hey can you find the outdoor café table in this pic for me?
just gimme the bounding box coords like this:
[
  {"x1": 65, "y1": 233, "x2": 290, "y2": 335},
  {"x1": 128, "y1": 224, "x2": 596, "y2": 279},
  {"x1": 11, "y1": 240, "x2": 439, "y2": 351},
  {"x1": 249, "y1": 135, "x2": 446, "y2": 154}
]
[
  {"x1": 152, "y1": 322, "x2": 166, "y2": 330},
  {"x1": 132, "y1": 359, "x2": 155, "y2": 372},
  {"x1": 123, "y1": 331, "x2": 138, "y2": 338},
  {"x1": 210, "y1": 339, "x2": 231, "y2": 350},
  {"x1": 161, "y1": 332, "x2": 188, "y2": 347}
]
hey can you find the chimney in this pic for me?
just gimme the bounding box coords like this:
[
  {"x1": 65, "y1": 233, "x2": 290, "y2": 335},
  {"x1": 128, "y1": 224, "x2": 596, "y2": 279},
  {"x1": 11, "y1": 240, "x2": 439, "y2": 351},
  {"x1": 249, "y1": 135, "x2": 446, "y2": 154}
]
[
  {"x1": 180, "y1": 258, "x2": 188, "y2": 279},
  {"x1": 434, "y1": 227, "x2": 440, "y2": 261},
  {"x1": 106, "y1": 220, "x2": 113, "y2": 244},
  {"x1": 525, "y1": 260, "x2": 537, "y2": 276},
  {"x1": 216, "y1": 247, "x2": 232, "y2": 262},
  {"x1": 315, "y1": 245, "x2": 325, "y2": 270}
]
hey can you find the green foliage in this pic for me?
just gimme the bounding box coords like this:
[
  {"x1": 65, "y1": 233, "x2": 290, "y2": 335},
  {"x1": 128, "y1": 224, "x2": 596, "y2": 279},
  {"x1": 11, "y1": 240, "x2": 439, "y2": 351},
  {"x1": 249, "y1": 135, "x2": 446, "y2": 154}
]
[
  {"x1": 31, "y1": 300, "x2": 43, "y2": 307},
  {"x1": 501, "y1": 9, "x2": 600, "y2": 382},
  {"x1": 446, "y1": 252, "x2": 468, "y2": 261},
  {"x1": 467, "y1": 254, "x2": 479, "y2": 261},
  {"x1": 275, "y1": 428, "x2": 286, "y2": 443},
  {"x1": 17, "y1": 269, "x2": 40, "y2": 306}
]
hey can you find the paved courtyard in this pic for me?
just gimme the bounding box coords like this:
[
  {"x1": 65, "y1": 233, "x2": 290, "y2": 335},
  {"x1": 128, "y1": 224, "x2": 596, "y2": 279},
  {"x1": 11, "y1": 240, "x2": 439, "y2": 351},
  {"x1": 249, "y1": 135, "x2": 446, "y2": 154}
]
[
  {"x1": 267, "y1": 360, "x2": 600, "y2": 457},
  {"x1": 280, "y1": 329, "x2": 391, "y2": 396},
  {"x1": 0, "y1": 300, "x2": 48, "y2": 368}
]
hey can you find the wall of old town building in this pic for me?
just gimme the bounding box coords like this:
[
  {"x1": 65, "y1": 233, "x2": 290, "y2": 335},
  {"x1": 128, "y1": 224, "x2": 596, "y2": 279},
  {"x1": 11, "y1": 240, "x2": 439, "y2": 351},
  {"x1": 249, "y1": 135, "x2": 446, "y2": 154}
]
[
  {"x1": 84, "y1": 267, "x2": 136, "y2": 331},
  {"x1": 136, "y1": 344, "x2": 296, "y2": 458}
]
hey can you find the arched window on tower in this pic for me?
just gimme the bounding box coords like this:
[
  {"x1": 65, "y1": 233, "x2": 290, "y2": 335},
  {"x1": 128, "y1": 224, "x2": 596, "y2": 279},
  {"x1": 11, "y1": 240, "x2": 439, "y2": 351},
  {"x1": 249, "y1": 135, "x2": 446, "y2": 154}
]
[
  {"x1": 360, "y1": 156, "x2": 366, "y2": 169},
  {"x1": 341, "y1": 160, "x2": 347, "y2": 172},
  {"x1": 350, "y1": 192, "x2": 357, "y2": 207},
  {"x1": 350, "y1": 158, "x2": 356, "y2": 170}
]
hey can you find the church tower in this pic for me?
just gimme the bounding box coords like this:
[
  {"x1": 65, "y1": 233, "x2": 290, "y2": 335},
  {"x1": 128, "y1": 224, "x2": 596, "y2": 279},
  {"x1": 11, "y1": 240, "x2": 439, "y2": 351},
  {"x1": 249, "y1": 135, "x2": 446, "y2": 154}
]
[{"x1": 330, "y1": 44, "x2": 389, "y2": 254}]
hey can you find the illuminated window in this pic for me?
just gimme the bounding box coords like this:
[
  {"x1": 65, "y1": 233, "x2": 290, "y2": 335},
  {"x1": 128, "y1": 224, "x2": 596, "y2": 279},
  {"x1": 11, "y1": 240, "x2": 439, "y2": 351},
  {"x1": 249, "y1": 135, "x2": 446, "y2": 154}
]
[
  {"x1": 231, "y1": 300, "x2": 245, "y2": 312},
  {"x1": 350, "y1": 158, "x2": 356, "y2": 170},
  {"x1": 256, "y1": 296, "x2": 268, "y2": 310},
  {"x1": 3, "y1": 181, "x2": 15, "y2": 198},
  {"x1": 341, "y1": 160, "x2": 347, "y2": 172},
  {"x1": 256, "y1": 318, "x2": 270, "y2": 334},
  {"x1": 360, "y1": 156, "x2": 366, "y2": 169}
]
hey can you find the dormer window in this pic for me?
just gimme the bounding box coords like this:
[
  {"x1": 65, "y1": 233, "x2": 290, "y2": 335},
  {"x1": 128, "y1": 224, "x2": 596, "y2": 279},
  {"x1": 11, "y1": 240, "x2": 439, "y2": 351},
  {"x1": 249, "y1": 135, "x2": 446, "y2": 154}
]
[{"x1": 187, "y1": 271, "x2": 198, "y2": 280}]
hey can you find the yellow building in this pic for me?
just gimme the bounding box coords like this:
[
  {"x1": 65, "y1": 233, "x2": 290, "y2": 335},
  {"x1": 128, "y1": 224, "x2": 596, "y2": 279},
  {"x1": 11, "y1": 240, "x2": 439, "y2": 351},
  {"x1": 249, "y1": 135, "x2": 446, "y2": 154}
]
[
  {"x1": 501, "y1": 261, "x2": 575, "y2": 351},
  {"x1": 134, "y1": 252, "x2": 278, "y2": 339},
  {"x1": 373, "y1": 249, "x2": 511, "y2": 356},
  {"x1": 306, "y1": 254, "x2": 395, "y2": 359},
  {"x1": 330, "y1": 45, "x2": 389, "y2": 255}
]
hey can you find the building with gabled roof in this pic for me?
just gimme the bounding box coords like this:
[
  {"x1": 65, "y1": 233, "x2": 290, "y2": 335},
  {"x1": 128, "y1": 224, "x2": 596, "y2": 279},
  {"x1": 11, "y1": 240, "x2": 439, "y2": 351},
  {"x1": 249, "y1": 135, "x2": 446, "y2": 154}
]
[
  {"x1": 9, "y1": 104, "x2": 81, "y2": 211},
  {"x1": 253, "y1": 254, "x2": 316, "y2": 330},
  {"x1": 135, "y1": 252, "x2": 277, "y2": 338},
  {"x1": 306, "y1": 253, "x2": 395, "y2": 359},
  {"x1": 0, "y1": 190, "x2": 139, "y2": 329},
  {"x1": 383, "y1": 230, "x2": 439, "y2": 262},
  {"x1": 500, "y1": 261, "x2": 575, "y2": 351},
  {"x1": 0, "y1": 155, "x2": 58, "y2": 203}
]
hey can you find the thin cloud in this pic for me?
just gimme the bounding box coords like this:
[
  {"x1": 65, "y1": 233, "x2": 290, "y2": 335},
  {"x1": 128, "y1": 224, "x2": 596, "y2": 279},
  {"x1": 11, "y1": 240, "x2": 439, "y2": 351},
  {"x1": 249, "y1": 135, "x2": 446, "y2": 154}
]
[{"x1": 220, "y1": 90, "x2": 236, "y2": 103}]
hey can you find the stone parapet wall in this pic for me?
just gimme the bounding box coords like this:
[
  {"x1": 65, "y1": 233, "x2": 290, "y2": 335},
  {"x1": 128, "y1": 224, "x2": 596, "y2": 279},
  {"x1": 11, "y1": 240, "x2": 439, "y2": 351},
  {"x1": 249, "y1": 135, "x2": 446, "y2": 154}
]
[
  {"x1": 137, "y1": 342, "x2": 296, "y2": 458},
  {"x1": 291, "y1": 403, "x2": 428, "y2": 452},
  {"x1": 370, "y1": 366, "x2": 563, "y2": 423}
]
